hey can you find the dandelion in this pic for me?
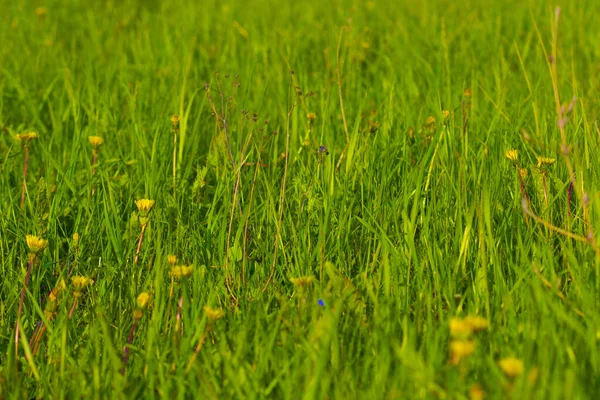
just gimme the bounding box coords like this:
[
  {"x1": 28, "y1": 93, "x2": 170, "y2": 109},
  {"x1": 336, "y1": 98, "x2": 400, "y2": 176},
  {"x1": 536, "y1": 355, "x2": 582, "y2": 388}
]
[
  {"x1": 15, "y1": 132, "x2": 38, "y2": 142},
  {"x1": 134, "y1": 199, "x2": 155, "y2": 265},
  {"x1": 88, "y1": 136, "x2": 103, "y2": 148},
  {"x1": 449, "y1": 317, "x2": 474, "y2": 338},
  {"x1": 498, "y1": 357, "x2": 524, "y2": 379},
  {"x1": 26, "y1": 235, "x2": 48, "y2": 254},
  {"x1": 136, "y1": 292, "x2": 151, "y2": 310},
  {"x1": 170, "y1": 265, "x2": 194, "y2": 279},
  {"x1": 290, "y1": 275, "x2": 315, "y2": 287},
  {"x1": 123, "y1": 291, "x2": 151, "y2": 375},
  {"x1": 536, "y1": 156, "x2": 555, "y2": 169},
  {"x1": 442, "y1": 110, "x2": 451, "y2": 119},
  {"x1": 463, "y1": 315, "x2": 489, "y2": 333},
  {"x1": 71, "y1": 275, "x2": 93, "y2": 298},
  {"x1": 306, "y1": 112, "x2": 317, "y2": 122},
  {"x1": 469, "y1": 384, "x2": 485, "y2": 400},
  {"x1": 203, "y1": 306, "x2": 225, "y2": 321},
  {"x1": 15, "y1": 233, "x2": 48, "y2": 360},
  {"x1": 505, "y1": 149, "x2": 519, "y2": 163},
  {"x1": 167, "y1": 254, "x2": 178, "y2": 265},
  {"x1": 449, "y1": 339, "x2": 476, "y2": 364}
]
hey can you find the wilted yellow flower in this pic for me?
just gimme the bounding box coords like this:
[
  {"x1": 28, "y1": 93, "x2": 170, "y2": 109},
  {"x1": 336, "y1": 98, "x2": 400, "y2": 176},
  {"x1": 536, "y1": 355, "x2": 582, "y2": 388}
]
[
  {"x1": 15, "y1": 132, "x2": 38, "y2": 142},
  {"x1": 469, "y1": 384, "x2": 485, "y2": 400},
  {"x1": 505, "y1": 149, "x2": 518, "y2": 162},
  {"x1": 449, "y1": 317, "x2": 473, "y2": 338},
  {"x1": 170, "y1": 265, "x2": 194, "y2": 278},
  {"x1": 136, "y1": 292, "x2": 151, "y2": 309},
  {"x1": 88, "y1": 136, "x2": 104, "y2": 148},
  {"x1": 290, "y1": 275, "x2": 315, "y2": 287},
  {"x1": 498, "y1": 357, "x2": 524, "y2": 379},
  {"x1": 203, "y1": 306, "x2": 224, "y2": 321},
  {"x1": 306, "y1": 112, "x2": 317, "y2": 121},
  {"x1": 167, "y1": 255, "x2": 178, "y2": 265},
  {"x1": 464, "y1": 315, "x2": 489, "y2": 333},
  {"x1": 26, "y1": 235, "x2": 48, "y2": 254},
  {"x1": 135, "y1": 199, "x2": 155, "y2": 213},
  {"x1": 450, "y1": 340, "x2": 476, "y2": 364},
  {"x1": 536, "y1": 156, "x2": 555, "y2": 169}
]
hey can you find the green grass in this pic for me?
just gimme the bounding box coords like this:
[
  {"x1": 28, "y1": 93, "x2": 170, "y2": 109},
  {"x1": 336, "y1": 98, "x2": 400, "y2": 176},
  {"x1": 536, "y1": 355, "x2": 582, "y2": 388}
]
[{"x1": 1, "y1": 0, "x2": 600, "y2": 398}]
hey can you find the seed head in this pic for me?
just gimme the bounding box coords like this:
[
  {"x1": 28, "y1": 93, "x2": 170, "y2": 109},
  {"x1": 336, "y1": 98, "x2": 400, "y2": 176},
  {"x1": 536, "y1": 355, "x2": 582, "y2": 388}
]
[{"x1": 26, "y1": 235, "x2": 48, "y2": 254}]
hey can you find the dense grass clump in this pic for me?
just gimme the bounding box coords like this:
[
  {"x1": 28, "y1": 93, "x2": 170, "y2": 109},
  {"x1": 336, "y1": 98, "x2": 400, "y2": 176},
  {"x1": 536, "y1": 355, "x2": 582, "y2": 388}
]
[{"x1": 1, "y1": 0, "x2": 600, "y2": 398}]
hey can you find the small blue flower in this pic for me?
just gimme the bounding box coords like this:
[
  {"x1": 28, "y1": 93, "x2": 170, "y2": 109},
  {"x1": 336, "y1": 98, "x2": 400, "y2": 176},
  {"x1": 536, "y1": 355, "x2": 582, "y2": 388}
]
[{"x1": 318, "y1": 299, "x2": 325, "y2": 307}]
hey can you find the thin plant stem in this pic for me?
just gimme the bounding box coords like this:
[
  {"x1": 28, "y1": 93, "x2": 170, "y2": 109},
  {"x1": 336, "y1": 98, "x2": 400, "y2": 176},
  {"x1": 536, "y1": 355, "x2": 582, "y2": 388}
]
[
  {"x1": 15, "y1": 255, "x2": 35, "y2": 362},
  {"x1": 134, "y1": 224, "x2": 147, "y2": 265},
  {"x1": 121, "y1": 319, "x2": 138, "y2": 375},
  {"x1": 20, "y1": 145, "x2": 29, "y2": 209}
]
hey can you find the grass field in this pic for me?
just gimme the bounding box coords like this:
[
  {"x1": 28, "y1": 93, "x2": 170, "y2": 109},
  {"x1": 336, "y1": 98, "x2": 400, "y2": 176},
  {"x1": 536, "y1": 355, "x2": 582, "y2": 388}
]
[{"x1": 1, "y1": 0, "x2": 600, "y2": 398}]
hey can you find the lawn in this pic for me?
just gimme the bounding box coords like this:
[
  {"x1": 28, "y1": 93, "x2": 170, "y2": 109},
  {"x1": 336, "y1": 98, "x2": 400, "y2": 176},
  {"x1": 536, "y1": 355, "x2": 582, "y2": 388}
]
[{"x1": 1, "y1": 0, "x2": 600, "y2": 398}]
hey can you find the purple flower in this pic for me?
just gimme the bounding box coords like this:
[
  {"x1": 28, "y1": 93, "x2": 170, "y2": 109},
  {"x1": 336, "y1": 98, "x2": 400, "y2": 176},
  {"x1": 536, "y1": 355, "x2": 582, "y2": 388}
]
[{"x1": 318, "y1": 299, "x2": 325, "y2": 307}]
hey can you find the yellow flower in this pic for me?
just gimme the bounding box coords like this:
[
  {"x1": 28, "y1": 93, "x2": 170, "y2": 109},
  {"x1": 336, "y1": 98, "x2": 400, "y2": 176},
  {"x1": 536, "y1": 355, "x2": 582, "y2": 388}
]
[
  {"x1": 167, "y1": 255, "x2": 178, "y2": 265},
  {"x1": 170, "y1": 265, "x2": 194, "y2": 279},
  {"x1": 464, "y1": 315, "x2": 489, "y2": 333},
  {"x1": 449, "y1": 317, "x2": 473, "y2": 338},
  {"x1": 136, "y1": 292, "x2": 151, "y2": 309},
  {"x1": 26, "y1": 235, "x2": 48, "y2": 254},
  {"x1": 518, "y1": 168, "x2": 528, "y2": 179},
  {"x1": 15, "y1": 132, "x2": 38, "y2": 142},
  {"x1": 170, "y1": 115, "x2": 180, "y2": 126},
  {"x1": 536, "y1": 156, "x2": 555, "y2": 169},
  {"x1": 505, "y1": 149, "x2": 518, "y2": 162},
  {"x1": 290, "y1": 275, "x2": 315, "y2": 287},
  {"x1": 449, "y1": 340, "x2": 476, "y2": 364},
  {"x1": 71, "y1": 275, "x2": 93, "y2": 291},
  {"x1": 442, "y1": 110, "x2": 451, "y2": 119},
  {"x1": 88, "y1": 136, "x2": 104, "y2": 148},
  {"x1": 498, "y1": 357, "x2": 524, "y2": 379},
  {"x1": 425, "y1": 116, "x2": 436, "y2": 128},
  {"x1": 469, "y1": 384, "x2": 485, "y2": 400},
  {"x1": 306, "y1": 112, "x2": 317, "y2": 121},
  {"x1": 203, "y1": 306, "x2": 224, "y2": 321},
  {"x1": 135, "y1": 199, "x2": 155, "y2": 213},
  {"x1": 464, "y1": 88, "x2": 472, "y2": 97},
  {"x1": 72, "y1": 232, "x2": 80, "y2": 242}
]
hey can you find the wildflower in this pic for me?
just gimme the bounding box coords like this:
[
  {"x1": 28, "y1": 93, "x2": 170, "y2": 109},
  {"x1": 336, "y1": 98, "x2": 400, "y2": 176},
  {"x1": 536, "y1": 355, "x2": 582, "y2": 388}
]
[
  {"x1": 26, "y1": 235, "x2": 48, "y2": 254},
  {"x1": 318, "y1": 145, "x2": 329, "y2": 155},
  {"x1": 536, "y1": 156, "x2": 555, "y2": 169},
  {"x1": 203, "y1": 306, "x2": 225, "y2": 321},
  {"x1": 369, "y1": 121, "x2": 381, "y2": 133},
  {"x1": 170, "y1": 115, "x2": 180, "y2": 126},
  {"x1": 88, "y1": 136, "x2": 103, "y2": 149},
  {"x1": 425, "y1": 116, "x2": 436, "y2": 129},
  {"x1": 306, "y1": 112, "x2": 317, "y2": 121},
  {"x1": 464, "y1": 315, "x2": 489, "y2": 333},
  {"x1": 498, "y1": 357, "x2": 524, "y2": 379},
  {"x1": 449, "y1": 339, "x2": 476, "y2": 364},
  {"x1": 469, "y1": 384, "x2": 485, "y2": 400},
  {"x1": 170, "y1": 265, "x2": 194, "y2": 279},
  {"x1": 290, "y1": 275, "x2": 315, "y2": 287},
  {"x1": 72, "y1": 232, "x2": 80, "y2": 242},
  {"x1": 464, "y1": 88, "x2": 472, "y2": 97},
  {"x1": 449, "y1": 317, "x2": 473, "y2": 338},
  {"x1": 71, "y1": 275, "x2": 93, "y2": 298},
  {"x1": 167, "y1": 254, "x2": 178, "y2": 265},
  {"x1": 15, "y1": 132, "x2": 38, "y2": 142},
  {"x1": 136, "y1": 292, "x2": 151, "y2": 309},
  {"x1": 318, "y1": 299, "x2": 325, "y2": 307},
  {"x1": 135, "y1": 199, "x2": 155, "y2": 215},
  {"x1": 518, "y1": 168, "x2": 528, "y2": 179},
  {"x1": 442, "y1": 110, "x2": 451, "y2": 119},
  {"x1": 505, "y1": 149, "x2": 519, "y2": 163}
]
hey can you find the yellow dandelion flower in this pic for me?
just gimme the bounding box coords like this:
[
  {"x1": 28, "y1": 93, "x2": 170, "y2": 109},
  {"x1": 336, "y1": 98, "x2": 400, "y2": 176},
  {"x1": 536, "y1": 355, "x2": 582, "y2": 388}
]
[
  {"x1": 135, "y1": 199, "x2": 155, "y2": 213},
  {"x1": 442, "y1": 110, "x2": 451, "y2": 119},
  {"x1": 72, "y1": 232, "x2": 80, "y2": 242},
  {"x1": 449, "y1": 340, "x2": 476, "y2": 364},
  {"x1": 498, "y1": 357, "x2": 524, "y2": 379},
  {"x1": 88, "y1": 136, "x2": 104, "y2": 148},
  {"x1": 306, "y1": 112, "x2": 317, "y2": 121},
  {"x1": 136, "y1": 292, "x2": 151, "y2": 309},
  {"x1": 15, "y1": 132, "x2": 38, "y2": 142},
  {"x1": 290, "y1": 275, "x2": 315, "y2": 287},
  {"x1": 170, "y1": 265, "x2": 194, "y2": 279},
  {"x1": 449, "y1": 317, "x2": 473, "y2": 338},
  {"x1": 170, "y1": 115, "x2": 180, "y2": 126},
  {"x1": 71, "y1": 275, "x2": 93, "y2": 291},
  {"x1": 464, "y1": 315, "x2": 489, "y2": 333},
  {"x1": 167, "y1": 254, "x2": 178, "y2": 265},
  {"x1": 505, "y1": 149, "x2": 518, "y2": 162},
  {"x1": 469, "y1": 384, "x2": 485, "y2": 400},
  {"x1": 536, "y1": 156, "x2": 555, "y2": 169},
  {"x1": 518, "y1": 168, "x2": 528, "y2": 179},
  {"x1": 26, "y1": 235, "x2": 48, "y2": 254},
  {"x1": 203, "y1": 306, "x2": 224, "y2": 321}
]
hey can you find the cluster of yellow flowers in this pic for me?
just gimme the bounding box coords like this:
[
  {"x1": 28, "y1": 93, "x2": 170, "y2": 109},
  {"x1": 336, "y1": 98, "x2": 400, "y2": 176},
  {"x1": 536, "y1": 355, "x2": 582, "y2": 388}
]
[
  {"x1": 170, "y1": 265, "x2": 194, "y2": 279},
  {"x1": 44, "y1": 280, "x2": 66, "y2": 321},
  {"x1": 71, "y1": 275, "x2": 94, "y2": 298}
]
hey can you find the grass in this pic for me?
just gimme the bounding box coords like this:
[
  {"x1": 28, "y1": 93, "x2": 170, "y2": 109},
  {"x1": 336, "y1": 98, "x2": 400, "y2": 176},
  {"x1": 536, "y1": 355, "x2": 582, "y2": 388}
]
[{"x1": 1, "y1": 0, "x2": 600, "y2": 398}]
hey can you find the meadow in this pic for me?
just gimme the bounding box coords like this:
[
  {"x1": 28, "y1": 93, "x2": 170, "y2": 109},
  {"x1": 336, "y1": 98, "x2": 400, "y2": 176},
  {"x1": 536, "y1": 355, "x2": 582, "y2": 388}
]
[{"x1": 1, "y1": 0, "x2": 600, "y2": 398}]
